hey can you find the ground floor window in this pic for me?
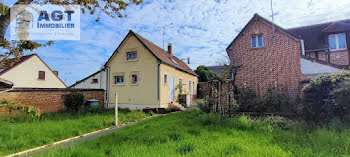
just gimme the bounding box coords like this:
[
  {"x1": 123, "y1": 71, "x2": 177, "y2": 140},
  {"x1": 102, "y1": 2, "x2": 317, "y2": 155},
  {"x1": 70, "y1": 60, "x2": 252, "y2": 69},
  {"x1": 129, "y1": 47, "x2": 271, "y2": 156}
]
[{"x1": 131, "y1": 74, "x2": 138, "y2": 84}]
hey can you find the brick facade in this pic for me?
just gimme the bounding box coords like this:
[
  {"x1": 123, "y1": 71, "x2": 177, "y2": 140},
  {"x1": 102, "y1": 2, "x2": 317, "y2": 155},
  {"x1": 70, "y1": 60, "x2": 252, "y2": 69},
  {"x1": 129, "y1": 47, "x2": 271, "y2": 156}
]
[
  {"x1": 306, "y1": 50, "x2": 349, "y2": 66},
  {"x1": 228, "y1": 19, "x2": 303, "y2": 97},
  {"x1": 0, "y1": 88, "x2": 104, "y2": 112},
  {"x1": 330, "y1": 50, "x2": 349, "y2": 66}
]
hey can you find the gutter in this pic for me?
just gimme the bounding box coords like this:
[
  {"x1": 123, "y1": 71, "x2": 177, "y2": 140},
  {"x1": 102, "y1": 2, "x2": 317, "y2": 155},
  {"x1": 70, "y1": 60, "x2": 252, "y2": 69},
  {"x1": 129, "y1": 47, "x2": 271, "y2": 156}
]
[{"x1": 0, "y1": 84, "x2": 15, "y2": 94}]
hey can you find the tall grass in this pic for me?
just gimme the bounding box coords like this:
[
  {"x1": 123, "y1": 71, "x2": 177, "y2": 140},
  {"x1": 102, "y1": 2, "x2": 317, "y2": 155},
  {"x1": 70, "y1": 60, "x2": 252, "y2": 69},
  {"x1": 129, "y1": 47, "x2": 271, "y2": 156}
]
[
  {"x1": 39, "y1": 111, "x2": 350, "y2": 157},
  {"x1": 0, "y1": 109, "x2": 150, "y2": 156}
]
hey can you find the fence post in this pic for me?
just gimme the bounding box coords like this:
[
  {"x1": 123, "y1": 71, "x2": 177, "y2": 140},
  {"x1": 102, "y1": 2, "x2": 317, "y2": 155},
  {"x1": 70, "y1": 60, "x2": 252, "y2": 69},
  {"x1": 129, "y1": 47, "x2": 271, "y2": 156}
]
[{"x1": 115, "y1": 92, "x2": 118, "y2": 126}]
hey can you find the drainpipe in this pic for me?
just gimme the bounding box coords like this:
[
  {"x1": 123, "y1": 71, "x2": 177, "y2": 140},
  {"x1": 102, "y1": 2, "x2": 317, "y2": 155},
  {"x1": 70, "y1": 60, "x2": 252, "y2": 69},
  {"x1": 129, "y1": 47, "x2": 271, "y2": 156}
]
[
  {"x1": 300, "y1": 40, "x2": 305, "y2": 56},
  {"x1": 99, "y1": 69, "x2": 102, "y2": 89},
  {"x1": 105, "y1": 66, "x2": 110, "y2": 108},
  {"x1": 157, "y1": 62, "x2": 160, "y2": 102}
]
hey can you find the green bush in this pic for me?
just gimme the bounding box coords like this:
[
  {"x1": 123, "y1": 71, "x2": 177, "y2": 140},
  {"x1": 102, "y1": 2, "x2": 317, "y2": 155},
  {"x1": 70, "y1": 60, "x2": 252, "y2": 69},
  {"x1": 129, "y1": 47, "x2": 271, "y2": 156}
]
[
  {"x1": 197, "y1": 101, "x2": 210, "y2": 113},
  {"x1": 235, "y1": 88, "x2": 291, "y2": 113},
  {"x1": 63, "y1": 92, "x2": 85, "y2": 112},
  {"x1": 259, "y1": 116, "x2": 298, "y2": 130},
  {"x1": 0, "y1": 99, "x2": 41, "y2": 122},
  {"x1": 302, "y1": 71, "x2": 350, "y2": 125}
]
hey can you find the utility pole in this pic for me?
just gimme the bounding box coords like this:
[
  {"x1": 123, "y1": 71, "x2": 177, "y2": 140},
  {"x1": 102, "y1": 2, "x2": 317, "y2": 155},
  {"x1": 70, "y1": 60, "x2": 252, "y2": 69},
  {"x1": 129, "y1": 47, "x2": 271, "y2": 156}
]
[{"x1": 159, "y1": 23, "x2": 173, "y2": 50}]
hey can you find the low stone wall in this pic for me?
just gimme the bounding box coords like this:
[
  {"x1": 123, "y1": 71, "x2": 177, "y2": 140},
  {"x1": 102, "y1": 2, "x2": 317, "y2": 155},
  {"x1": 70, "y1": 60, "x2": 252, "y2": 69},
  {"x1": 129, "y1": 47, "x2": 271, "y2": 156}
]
[{"x1": 0, "y1": 88, "x2": 105, "y2": 112}]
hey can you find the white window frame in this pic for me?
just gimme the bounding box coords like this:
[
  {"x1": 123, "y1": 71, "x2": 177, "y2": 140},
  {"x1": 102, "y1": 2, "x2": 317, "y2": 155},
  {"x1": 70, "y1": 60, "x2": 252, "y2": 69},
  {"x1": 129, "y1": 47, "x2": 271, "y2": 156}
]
[
  {"x1": 126, "y1": 51, "x2": 137, "y2": 61},
  {"x1": 251, "y1": 35, "x2": 264, "y2": 48},
  {"x1": 188, "y1": 80, "x2": 192, "y2": 94},
  {"x1": 329, "y1": 33, "x2": 347, "y2": 51},
  {"x1": 114, "y1": 76, "x2": 124, "y2": 85}
]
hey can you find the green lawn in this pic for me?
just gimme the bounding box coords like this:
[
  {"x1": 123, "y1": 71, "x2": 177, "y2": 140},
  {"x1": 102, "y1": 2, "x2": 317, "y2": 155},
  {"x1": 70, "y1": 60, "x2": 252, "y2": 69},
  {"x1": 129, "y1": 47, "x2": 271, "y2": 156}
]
[
  {"x1": 0, "y1": 109, "x2": 151, "y2": 156},
  {"x1": 38, "y1": 110, "x2": 350, "y2": 157}
]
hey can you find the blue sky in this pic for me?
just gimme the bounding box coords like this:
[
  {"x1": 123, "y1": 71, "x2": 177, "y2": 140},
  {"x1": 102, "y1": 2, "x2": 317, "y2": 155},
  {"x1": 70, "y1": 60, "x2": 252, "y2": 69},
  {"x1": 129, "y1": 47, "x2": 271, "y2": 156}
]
[{"x1": 3, "y1": 0, "x2": 350, "y2": 86}]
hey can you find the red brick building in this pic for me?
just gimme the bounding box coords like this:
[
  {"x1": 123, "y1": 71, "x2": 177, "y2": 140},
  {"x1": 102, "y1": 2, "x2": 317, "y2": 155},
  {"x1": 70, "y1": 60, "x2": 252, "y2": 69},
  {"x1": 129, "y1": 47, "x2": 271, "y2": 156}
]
[{"x1": 226, "y1": 14, "x2": 343, "y2": 97}]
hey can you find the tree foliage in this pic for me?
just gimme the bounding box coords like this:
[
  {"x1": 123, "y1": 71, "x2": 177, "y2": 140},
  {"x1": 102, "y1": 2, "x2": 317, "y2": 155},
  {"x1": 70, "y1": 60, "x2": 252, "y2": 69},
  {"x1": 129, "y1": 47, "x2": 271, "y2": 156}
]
[
  {"x1": 194, "y1": 65, "x2": 218, "y2": 82},
  {"x1": 0, "y1": 0, "x2": 143, "y2": 67}
]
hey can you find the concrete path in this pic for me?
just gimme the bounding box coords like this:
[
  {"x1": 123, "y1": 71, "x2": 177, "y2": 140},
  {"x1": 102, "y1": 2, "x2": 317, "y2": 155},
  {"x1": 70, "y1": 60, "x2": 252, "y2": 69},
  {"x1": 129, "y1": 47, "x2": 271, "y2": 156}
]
[{"x1": 6, "y1": 114, "x2": 162, "y2": 157}]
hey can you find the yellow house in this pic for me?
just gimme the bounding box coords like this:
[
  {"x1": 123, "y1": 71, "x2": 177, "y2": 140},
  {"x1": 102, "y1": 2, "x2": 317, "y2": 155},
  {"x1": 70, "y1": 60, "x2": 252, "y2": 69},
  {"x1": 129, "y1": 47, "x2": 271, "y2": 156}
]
[
  {"x1": 105, "y1": 30, "x2": 198, "y2": 109},
  {"x1": 0, "y1": 54, "x2": 66, "y2": 88}
]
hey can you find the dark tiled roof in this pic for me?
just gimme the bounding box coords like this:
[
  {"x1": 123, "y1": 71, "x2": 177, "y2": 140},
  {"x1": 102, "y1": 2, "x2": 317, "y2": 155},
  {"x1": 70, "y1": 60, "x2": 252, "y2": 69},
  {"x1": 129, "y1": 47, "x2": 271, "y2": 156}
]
[
  {"x1": 106, "y1": 30, "x2": 197, "y2": 76},
  {"x1": 207, "y1": 66, "x2": 224, "y2": 75},
  {"x1": 286, "y1": 19, "x2": 350, "y2": 51}
]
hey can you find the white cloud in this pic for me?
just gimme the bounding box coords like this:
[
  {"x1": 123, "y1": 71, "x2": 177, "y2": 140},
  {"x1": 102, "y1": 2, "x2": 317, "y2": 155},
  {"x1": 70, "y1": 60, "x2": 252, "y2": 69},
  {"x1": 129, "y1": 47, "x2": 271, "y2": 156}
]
[{"x1": 16, "y1": 0, "x2": 350, "y2": 85}]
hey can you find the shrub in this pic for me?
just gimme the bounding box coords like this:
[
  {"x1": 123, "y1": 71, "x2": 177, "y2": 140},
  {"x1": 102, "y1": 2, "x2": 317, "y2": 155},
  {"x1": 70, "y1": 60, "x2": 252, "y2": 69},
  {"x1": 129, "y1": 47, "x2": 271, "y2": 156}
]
[
  {"x1": 302, "y1": 71, "x2": 350, "y2": 125},
  {"x1": 197, "y1": 101, "x2": 210, "y2": 113},
  {"x1": 0, "y1": 99, "x2": 41, "y2": 121},
  {"x1": 235, "y1": 88, "x2": 291, "y2": 113},
  {"x1": 64, "y1": 92, "x2": 85, "y2": 112},
  {"x1": 259, "y1": 116, "x2": 298, "y2": 130}
]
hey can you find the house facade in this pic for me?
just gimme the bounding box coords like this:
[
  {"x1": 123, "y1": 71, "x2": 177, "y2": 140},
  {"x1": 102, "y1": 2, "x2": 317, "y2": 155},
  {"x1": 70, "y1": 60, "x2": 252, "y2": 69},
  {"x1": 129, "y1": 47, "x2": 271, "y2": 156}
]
[
  {"x1": 286, "y1": 20, "x2": 350, "y2": 67},
  {"x1": 70, "y1": 70, "x2": 106, "y2": 89},
  {"x1": 104, "y1": 30, "x2": 198, "y2": 109},
  {"x1": 0, "y1": 54, "x2": 66, "y2": 88},
  {"x1": 226, "y1": 14, "x2": 342, "y2": 97}
]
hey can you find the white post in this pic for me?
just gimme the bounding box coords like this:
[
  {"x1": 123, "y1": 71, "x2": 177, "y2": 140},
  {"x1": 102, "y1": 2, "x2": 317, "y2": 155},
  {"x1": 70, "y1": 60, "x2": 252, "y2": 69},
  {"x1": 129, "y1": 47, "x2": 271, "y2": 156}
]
[{"x1": 115, "y1": 92, "x2": 118, "y2": 126}]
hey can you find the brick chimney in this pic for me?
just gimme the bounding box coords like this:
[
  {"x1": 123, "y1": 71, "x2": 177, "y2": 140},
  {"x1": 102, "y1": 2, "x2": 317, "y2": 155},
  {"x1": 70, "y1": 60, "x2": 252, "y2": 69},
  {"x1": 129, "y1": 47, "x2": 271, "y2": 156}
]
[
  {"x1": 167, "y1": 43, "x2": 172, "y2": 55},
  {"x1": 53, "y1": 70, "x2": 58, "y2": 76}
]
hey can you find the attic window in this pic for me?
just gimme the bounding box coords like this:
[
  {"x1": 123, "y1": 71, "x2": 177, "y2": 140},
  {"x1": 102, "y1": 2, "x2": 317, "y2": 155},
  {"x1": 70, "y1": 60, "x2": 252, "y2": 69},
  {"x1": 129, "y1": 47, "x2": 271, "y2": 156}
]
[
  {"x1": 170, "y1": 57, "x2": 179, "y2": 65},
  {"x1": 38, "y1": 71, "x2": 45, "y2": 80},
  {"x1": 92, "y1": 79, "x2": 98, "y2": 83},
  {"x1": 126, "y1": 51, "x2": 137, "y2": 61},
  {"x1": 251, "y1": 35, "x2": 263, "y2": 48}
]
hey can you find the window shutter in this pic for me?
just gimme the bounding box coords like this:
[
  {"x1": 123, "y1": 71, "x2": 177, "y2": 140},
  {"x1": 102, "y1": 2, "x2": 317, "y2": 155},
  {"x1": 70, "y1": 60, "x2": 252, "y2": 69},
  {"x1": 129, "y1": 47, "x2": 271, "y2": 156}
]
[{"x1": 38, "y1": 71, "x2": 45, "y2": 80}]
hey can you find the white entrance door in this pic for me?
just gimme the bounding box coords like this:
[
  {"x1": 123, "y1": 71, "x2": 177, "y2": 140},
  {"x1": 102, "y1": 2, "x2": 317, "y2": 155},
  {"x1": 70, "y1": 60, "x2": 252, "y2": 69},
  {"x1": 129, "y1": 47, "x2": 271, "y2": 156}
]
[{"x1": 169, "y1": 76, "x2": 175, "y2": 102}]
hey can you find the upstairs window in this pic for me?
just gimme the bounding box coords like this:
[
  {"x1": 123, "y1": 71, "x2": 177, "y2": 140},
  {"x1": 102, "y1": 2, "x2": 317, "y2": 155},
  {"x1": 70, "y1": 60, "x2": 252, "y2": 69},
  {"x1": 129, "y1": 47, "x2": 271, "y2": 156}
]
[
  {"x1": 163, "y1": 74, "x2": 168, "y2": 84},
  {"x1": 92, "y1": 79, "x2": 98, "y2": 83},
  {"x1": 131, "y1": 74, "x2": 138, "y2": 84},
  {"x1": 114, "y1": 76, "x2": 124, "y2": 85},
  {"x1": 251, "y1": 35, "x2": 263, "y2": 48},
  {"x1": 329, "y1": 33, "x2": 347, "y2": 51},
  {"x1": 38, "y1": 71, "x2": 45, "y2": 80},
  {"x1": 126, "y1": 51, "x2": 137, "y2": 61}
]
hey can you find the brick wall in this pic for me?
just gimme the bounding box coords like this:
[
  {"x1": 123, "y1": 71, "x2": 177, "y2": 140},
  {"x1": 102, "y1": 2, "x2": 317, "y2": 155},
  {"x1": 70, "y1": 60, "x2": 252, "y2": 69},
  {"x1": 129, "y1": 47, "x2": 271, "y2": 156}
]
[
  {"x1": 318, "y1": 51, "x2": 327, "y2": 62},
  {"x1": 330, "y1": 50, "x2": 349, "y2": 65},
  {"x1": 0, "y1": 88, "x2": 105, "y2": 112},
  {"x1": 227, "y1": 19, "x2": 303, "y2": 97}
]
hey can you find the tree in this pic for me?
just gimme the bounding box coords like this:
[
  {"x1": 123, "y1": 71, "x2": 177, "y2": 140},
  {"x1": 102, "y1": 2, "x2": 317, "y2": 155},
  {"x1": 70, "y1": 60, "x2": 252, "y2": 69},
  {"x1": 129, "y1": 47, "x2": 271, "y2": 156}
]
[
  {"x1": 0, "y1": 0, "x2": 143, "y2": 68},
  {"x1": 194, "y1": 65, "x2": 218, "y2": 82}
]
